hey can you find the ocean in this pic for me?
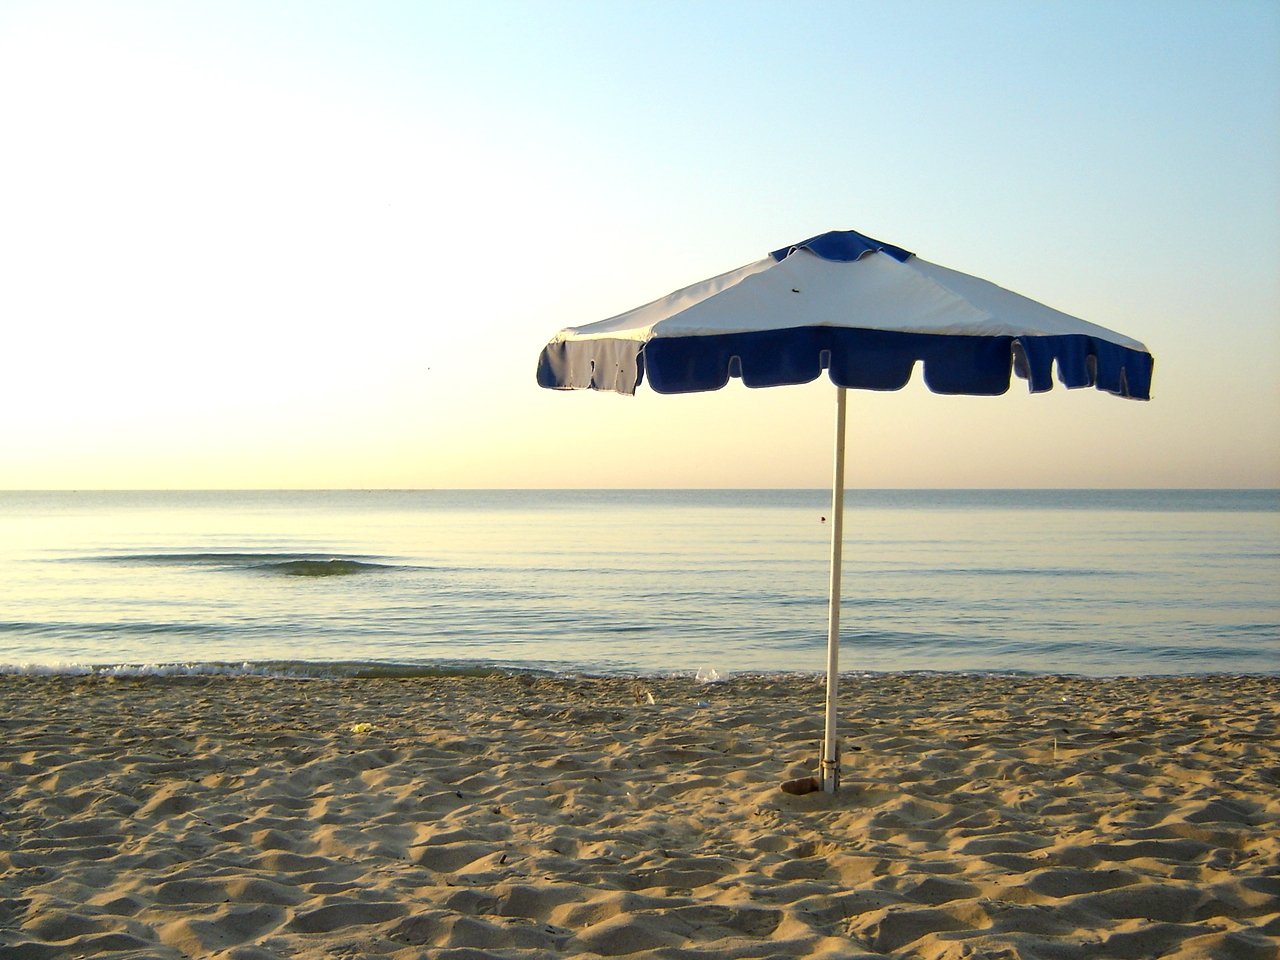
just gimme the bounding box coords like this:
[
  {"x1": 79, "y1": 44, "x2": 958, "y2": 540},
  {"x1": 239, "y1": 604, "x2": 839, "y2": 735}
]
[{"x1": 0, "y1": 489, "x2": 1276, "y2": 678}]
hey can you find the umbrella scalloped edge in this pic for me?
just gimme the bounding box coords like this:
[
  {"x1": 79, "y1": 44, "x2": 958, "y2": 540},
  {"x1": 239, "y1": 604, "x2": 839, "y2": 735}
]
[{"x1": 536, "y1": 328, "x2": 1153, "y2": 400}]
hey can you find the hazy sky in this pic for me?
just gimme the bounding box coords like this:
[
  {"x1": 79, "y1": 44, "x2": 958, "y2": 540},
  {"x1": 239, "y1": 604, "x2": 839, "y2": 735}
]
[{"x1": 2, "y1": 0, "x2": 1277, "y2": 489}]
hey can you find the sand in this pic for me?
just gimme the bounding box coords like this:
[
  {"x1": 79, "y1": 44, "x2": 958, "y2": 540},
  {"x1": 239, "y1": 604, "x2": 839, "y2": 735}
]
[{"x1": 1, "y1": 672, "x2": 1277, "y2": 960}]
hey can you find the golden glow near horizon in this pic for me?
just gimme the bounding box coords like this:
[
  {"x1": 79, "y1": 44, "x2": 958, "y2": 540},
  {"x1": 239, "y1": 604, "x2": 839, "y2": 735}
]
[{"x1": 1, "y1": 2, "x2": 1277, "y2": 490}]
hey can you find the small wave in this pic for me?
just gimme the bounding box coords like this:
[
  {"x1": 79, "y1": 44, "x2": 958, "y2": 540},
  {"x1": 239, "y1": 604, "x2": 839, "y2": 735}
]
[
  {"x1": 0, "y1": 659, "x2": 552, "y2": 680},
  {"x1": 249, "y1": 559, "x2": 393, "y2": 577},
  {"x1": 83, "y1": 552, "x2": 358, "y2": 564},
  {"x1": 0, "y1": 619, "x2": 233, "y2": 637},
  {"x1": 76, "y1": 552, "x2": 404, "y2": 576},
  {"x1": 863, "y1": 566, "x2": 1126, "y2": 579},
  {"x1": 0, "y1": 661, "x2": 291, "y2": 678}
]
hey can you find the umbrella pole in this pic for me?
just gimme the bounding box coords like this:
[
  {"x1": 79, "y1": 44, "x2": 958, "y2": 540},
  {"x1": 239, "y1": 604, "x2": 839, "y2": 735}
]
[{"x1": 821, "y1": 385, "x2": 847, "y2": 793}]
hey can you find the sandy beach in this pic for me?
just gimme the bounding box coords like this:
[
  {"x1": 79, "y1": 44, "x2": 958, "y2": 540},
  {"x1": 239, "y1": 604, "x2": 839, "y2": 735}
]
[{"x1": 1, "y1": 672, "x2": 1276, "y2": 959}]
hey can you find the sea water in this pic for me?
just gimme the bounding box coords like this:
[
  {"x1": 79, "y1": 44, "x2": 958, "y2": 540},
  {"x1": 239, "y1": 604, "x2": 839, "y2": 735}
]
[{"x1": 0, "y1": 489, "x2": 1276, "y2": 677}]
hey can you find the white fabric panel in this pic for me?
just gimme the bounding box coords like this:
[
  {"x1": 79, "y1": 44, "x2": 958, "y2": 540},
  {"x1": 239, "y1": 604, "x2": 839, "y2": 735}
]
[
  {"x1": 912, "y1": 259, "x2": 1150, "y2": 350},
  {"x1": 551, "y1": 256, "x2": 775, "y2": 342},
  {"x1": 547, "y1": 248, "x2": 1148, "y2": 354},
  {"x1": 646, "y1": 251, "x2": 988, "y2": 337}
]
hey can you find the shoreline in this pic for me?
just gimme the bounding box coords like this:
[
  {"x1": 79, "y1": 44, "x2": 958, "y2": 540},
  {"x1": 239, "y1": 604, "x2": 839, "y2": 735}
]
[
  {"x1": 3, "y1": 660, "x2": 1279, "y2": 681},
  {"x1": 2, "y1": 672, "x2": 1277, "y2": 958}
]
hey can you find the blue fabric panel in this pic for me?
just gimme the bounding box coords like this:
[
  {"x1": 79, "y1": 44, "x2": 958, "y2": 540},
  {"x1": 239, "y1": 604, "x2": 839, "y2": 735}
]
[
  {"x1": 641, "y1": 328, "x2": 1153, "y2": 399},
  {"x1": 1037, "y1": 335, "x2": 1093, "y2": 389},
  {"x1": 1018, "y1": 336, "x2": 1153, "y2": 398},
  {"x1": 641, "y1": 337, "x2": 735, "y2": 392},
  {"x1": 1093, "y1": 338, "x2": 1150, "y2": 396},
  {"x1": 920, "y1": 335, "x2": 1014, "y2": 395},
  {"x1": 824, "y1": 329, "x2": 919, "y2": 391},
  {"x1": 1014, "y1": 338, "x2": 1056, "y2": 392},
  {"x1": 734, "y1": 328, "x2": 826, "y2": 387},
  {"x1": 770, "y1": 229, "x2": 914, "y2": 264},
  {"x1": 540, "y1": 329, "x2": 1153, "y2": 400}
]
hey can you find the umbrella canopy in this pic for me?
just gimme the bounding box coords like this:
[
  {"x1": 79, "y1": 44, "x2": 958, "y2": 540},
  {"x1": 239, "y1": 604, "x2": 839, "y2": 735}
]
[
  {"x1": 537, "y1": 229, "x2": 1152, "y2": 400},
  {"x1": 536, "y1": 228, "x2": 1154, "y2": 794}
]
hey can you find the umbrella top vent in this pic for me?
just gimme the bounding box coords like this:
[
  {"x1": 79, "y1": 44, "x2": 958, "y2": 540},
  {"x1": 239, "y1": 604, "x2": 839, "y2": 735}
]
[{"x1": 770, "y1": 229, "x2": 913, "y2": 264}]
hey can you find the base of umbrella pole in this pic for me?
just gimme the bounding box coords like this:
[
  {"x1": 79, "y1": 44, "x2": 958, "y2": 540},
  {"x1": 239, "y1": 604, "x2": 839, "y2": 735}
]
[
  {"x1": 820, "y1": 742, "x2": 840, "y2": 793},
  {"x1": 781, "y1": 744, "x2": 839, "y2": 795}
]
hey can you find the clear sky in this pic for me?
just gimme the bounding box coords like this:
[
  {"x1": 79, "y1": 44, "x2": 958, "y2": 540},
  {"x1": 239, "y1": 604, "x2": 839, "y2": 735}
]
[{"x1": 1, "y1": 0, "x2": 1277, "y2": 489}]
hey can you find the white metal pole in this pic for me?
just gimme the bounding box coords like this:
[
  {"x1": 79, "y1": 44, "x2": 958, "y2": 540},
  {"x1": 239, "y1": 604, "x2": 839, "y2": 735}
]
[{"x1": 821, "y1": 386, "x2": 847, "y2": 793}]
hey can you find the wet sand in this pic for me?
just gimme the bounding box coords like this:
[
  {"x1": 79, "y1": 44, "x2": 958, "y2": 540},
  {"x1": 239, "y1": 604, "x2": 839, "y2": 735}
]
[{"x1": 1, "y1": 672, "x2": 1277, "y2": 959}]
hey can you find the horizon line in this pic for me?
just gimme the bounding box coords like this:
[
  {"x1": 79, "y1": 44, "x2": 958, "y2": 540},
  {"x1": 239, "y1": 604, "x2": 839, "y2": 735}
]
[{"x1": 1, "y1": 486, "x2": 1276, "y2": 494}]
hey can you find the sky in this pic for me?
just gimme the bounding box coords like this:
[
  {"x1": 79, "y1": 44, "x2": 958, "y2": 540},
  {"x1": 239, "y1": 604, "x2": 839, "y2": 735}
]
[{"x1": 1, "y1": 0, "x2": 1277, "y2": 489}]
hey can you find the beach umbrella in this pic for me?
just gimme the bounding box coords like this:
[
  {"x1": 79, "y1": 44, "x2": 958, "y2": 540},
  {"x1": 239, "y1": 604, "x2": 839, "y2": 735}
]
[{"x1": 536, "y1": 228, "x2": 1154, "y2": 793}]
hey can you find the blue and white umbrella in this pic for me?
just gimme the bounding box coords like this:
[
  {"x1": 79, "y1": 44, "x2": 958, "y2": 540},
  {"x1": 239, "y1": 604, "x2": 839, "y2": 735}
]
[{"x1": 537, "y1": 228, "x2": 1154, "y2": 792}]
